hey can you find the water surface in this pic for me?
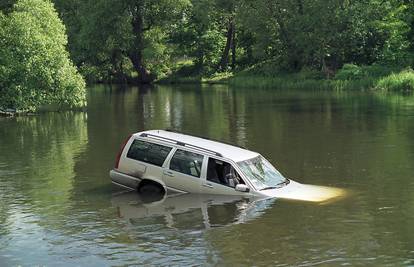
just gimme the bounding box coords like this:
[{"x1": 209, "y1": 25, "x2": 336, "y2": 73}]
[{"x1": 1, "y1": 84, "x2": 414, "y2": 266}]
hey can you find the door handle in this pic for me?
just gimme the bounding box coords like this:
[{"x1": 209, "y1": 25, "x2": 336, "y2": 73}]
[
  {"x1": 203, "y1": 183, "x2": 213, "y2": 188},
  {"x1": 163, "y1": 170, "x2": 174, "y2": 177}
]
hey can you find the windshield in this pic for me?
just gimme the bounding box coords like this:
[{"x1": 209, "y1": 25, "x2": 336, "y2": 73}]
[{"x1": 237, "y1": 156, "x2": 289, "y2": 190}]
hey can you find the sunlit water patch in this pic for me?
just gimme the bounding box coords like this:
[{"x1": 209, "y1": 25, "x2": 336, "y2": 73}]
[{"x1": 276, "y1": 184, "x2": 347, "y2": 203}]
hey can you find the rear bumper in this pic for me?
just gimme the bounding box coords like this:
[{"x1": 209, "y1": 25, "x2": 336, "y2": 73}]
[{"x1": 110, "y1": 169, "x2": 141, "y2": 191}]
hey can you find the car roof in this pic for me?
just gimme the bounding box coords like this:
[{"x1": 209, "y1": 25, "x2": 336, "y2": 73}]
[{"x1": 134, "y1": 130, "x2": 259, "y2": 162}]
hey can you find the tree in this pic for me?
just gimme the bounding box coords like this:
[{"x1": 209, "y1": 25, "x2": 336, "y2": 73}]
[
  {"x1": 54, "y1": 0, "x2": 190, "y2": 84},
  {"x1": 216, "y1": 0, "x2": 237, "y2": 72},
  {"x1": 169, "y1": 0, "x2": 226, "y2": 74},
  {"x1": 375, "y1": 0, "x2": 411, "y2": 65},
  {"x1": 237, "y1": 0, "x2": 412, "y2": 72},
  {"x1": 0, "y1": 0, "x2": 85, "y2": 111},
  {"x1": 58, "y1": 0, "x2": 132, "y2": 83},
  {"x1": 51, "y1": 0, "x2": 414, "y2": 80}
]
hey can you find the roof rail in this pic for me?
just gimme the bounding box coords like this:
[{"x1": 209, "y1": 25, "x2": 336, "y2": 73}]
[
  {"x1": 165, "y1": 129, "x2": 247, "y2": 150},
  {"x1": 140, "y1": 132, "x2": 223, "y2": 157}
]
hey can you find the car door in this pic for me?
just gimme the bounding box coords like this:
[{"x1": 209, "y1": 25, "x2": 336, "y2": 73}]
[
  {"x1": 121, "y1": 138, "x2": 173, "y2": 188},
  {"x1": 163, "y1": 148, "x2": 204, "y2": 193},
  {"x1": 201, "y1": 157, "x2": 248, "y2": 195}
]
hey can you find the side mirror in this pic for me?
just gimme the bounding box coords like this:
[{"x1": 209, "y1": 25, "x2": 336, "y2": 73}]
[{"x1": 235, "y1": 184, "x2": 250, "y2": 193}]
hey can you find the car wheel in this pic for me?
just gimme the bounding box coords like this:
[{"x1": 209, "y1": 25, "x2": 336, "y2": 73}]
[
  {"x1": 138, "y1": 183, "x2": 163, "y2": 194},
  {"x1": 137, "y1": 183, "x2": 165, "y2": 203}
]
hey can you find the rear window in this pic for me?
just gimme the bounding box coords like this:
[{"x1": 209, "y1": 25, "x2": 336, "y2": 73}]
[{"x1": 127, "y1": 139, "x2": 172, "y2": 167}]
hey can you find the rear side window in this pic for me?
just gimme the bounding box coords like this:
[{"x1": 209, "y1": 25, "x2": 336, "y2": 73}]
[
  {"x1": 127, "y1": 139, "x2": 172, "y2": 167},
  {"x1": 170, "y1": 149, "x2": 203, "y2": 177}
]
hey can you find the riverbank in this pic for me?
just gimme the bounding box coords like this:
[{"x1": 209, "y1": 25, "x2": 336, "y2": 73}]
[
  {"x1": 3, "y1": 64, "x2": 412, "y2": 116},
  {"x1": 0, "y1": 105, "x2": 85, "y2": 117},
  {"x1": 0, "y1": 108, "x2": 36, "y2": 117},
  {"x1": 158, "y1": 63, "x2": 414, "y2": 92},
  {"x1": 0, "y1": 109, "x2": 17, "y2": 117}
]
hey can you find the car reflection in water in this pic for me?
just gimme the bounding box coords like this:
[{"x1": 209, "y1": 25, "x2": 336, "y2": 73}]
[
  {"x1": 111, "y1": 190, "x2": 276, "y2": 229},
  {"x1": 112, "y1": 184, "x2": 347, "y2": 230}
]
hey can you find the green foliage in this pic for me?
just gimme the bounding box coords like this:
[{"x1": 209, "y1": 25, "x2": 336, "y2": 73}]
[
  {"x1": 64, "y1": 0, "x2": 132, "y2": 83},
  {"x1": 228, "y1": 66, "x2": 414, "y2": 92},
  {"x1": 237, "y1": 61, "x2": 283, "y2": 77},
  {"x1": 236, "y1": 0, "x2": 413, "y2": 71},
  {"x1": 335, "y1": 64, "x2": 403, "y2": 80},
  {"x1": 0, "y1": 0, "x2": 16, "y2": 13},
  {"x1": 376, "y1": 69, "x2": 414, "y2": 92},
  {"x1": 237, "y1": 61, "x2": 325, "y2": 80},
  {"x1": 335, "y1": 64, "x2": 366, "y2": 80},
  {"x1": 202, "y1": 72, "x2": 233, "y2": 83},
  {"x1": 156, "y1": 59, "x2": 201, "y2": 83},
  {"x1": 142, "y1": 27, "x2": 171, "y2": 78},
  {"x1": 228, "y1": 75, "x2": 376, "y2": 90},
  {"x1": 169, "y1": 0, "x2": 228, "y2": 75},
  {"x1": 375, "y1": 2, "x2": 411, "y2": 65},
  {"x1": 54, "y1": 0, "x2": 191, "y2": 83},
  {"x1": 48, "y1": 0, "x2": 414, "y2": 84},
  {"x1": 0, "y1": 0, "x2": 85, "y2": 112},
  {"x1": 198, "y1": 29, "x2": 227, "y2": 73},
  {"x1": 78, "y1": 64, "x2": 106, "y2": 84}
]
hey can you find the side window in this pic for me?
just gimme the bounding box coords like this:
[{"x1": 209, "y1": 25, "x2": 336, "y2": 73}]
[
  {"x1": 207, "y1": 158, "x2": 245, "y2": 187},
  {"x1": 127, "y1": 139, "x2": 172, "y2": 167},
  {"x1": 170, "y1": 149, "x2": 203, "y2": 177}
]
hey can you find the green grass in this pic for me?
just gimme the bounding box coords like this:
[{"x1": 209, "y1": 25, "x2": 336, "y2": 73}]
[
  {"x1": 157, "y1": 62, "x2": 232, "y2": 84},
  {"x1": 201, "y1": 72, "x2": 233, "y2": 84},
  {"x1": 159, "y1": 59, "x2": 414, "y2": 92},
  {"x1": 160, "y1": 70, "x2": 378, "y2": 90},
  {"x1": 227, "y1": 74, "x2": 376, "y2": 90},
  {"x1": 228, "y1": 64, "x2": 413, "y2": 91},
  {"x1": 156, "y1": 59, "x2": 201, "y2": 84},
  {"x1": 334, "y1": 64, "x2": 402, "y2": 80},
  {"x1": 157, "y1": 75, "x2": 202, "y2": 84},
  {"x1": 375, "y1": 69, "x2": 414, "y2": 92}
]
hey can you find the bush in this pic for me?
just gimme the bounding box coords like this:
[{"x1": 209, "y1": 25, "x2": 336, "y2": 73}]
[
  {"x1": 335, "y1": 64, "x2": 403, "y2": 80},
  {"x1": 157, "y1": 59, "x2": 203, "y2": 83},
  {"x1": 335, "y1": 64, "x2": 365, "y2": 80},
  {"x1": 79, "y1": 64, "x2": 105, "y2": 84},
  {"x1": 362, "y1": 65, "x2": 399, "y2": 78},
  {"x1": 375, "y1": 69, "x2": 414, "y2": 92},
  {"x1": 238, "y1": 60, "x2": 281, "y2": 77},
  {"x1": 0, "y1": 0, "x2": 85, "y2": 112},
  {"x1": 237, "y1": 60, "x2": 325, "y2": 80}
]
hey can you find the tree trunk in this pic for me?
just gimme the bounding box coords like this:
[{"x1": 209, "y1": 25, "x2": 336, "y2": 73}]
[
  {"x1": 128, "y1": 5, "x2": 153, "y2": 84},
  {"x1": 195, "y1": 45, "x2": 204, "y2": 73},
  {"x1": 218, "y1": 18, "x2": 234, "y2": 72},
  {"x1": 129, "y1": 49, "x2": 153, "y2": 84},
  {"x1": 110, "y1": 49, "x2": 127, "y2": 84},
  {"x1": 296, "y1": 0, "x2": 303, "y2": 15},
  {"x1": 231, "y1": 23, "x2": 236, "y2": 70}
]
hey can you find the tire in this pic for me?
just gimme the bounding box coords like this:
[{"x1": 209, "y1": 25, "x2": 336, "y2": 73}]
[
  {"x1": 138, "y1": 183, "x2": 163, "y2": 194},
  {"x1": 137, "y1": 182, "x2": 165, "y2": 203}
]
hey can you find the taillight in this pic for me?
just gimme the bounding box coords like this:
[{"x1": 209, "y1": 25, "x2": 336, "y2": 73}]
[{"x1": 115, "y1": 134, "x2": 132, "y2": 169}]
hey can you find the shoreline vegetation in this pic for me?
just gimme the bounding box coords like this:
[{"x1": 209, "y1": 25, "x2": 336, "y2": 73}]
[
  {"x1": 0, "y1": 0, "x2": 85, "y2": 116},
  {"x1": 2, "y1": 63, "x2": 414, "y2": 117},
  {"x1": 158, "y1": 62, "x2": 414, "y2": 92},
  {"x1": 1, "y1": 0, "x2": 414, "y2": 114}
]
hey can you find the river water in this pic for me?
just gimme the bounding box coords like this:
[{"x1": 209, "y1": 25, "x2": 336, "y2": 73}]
[{"x1": 1, "y1": 84, "x2": 413, "y2": 266}]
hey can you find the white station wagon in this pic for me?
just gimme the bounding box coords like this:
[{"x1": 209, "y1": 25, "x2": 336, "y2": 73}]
[{"x1": 110, "y1": 129, "x2": 314, "y2": 198}]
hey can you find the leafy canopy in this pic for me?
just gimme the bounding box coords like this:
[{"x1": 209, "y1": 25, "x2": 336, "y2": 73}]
[{"x1": 0, "y1": 0, "x2": 85, "y2": 111}]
